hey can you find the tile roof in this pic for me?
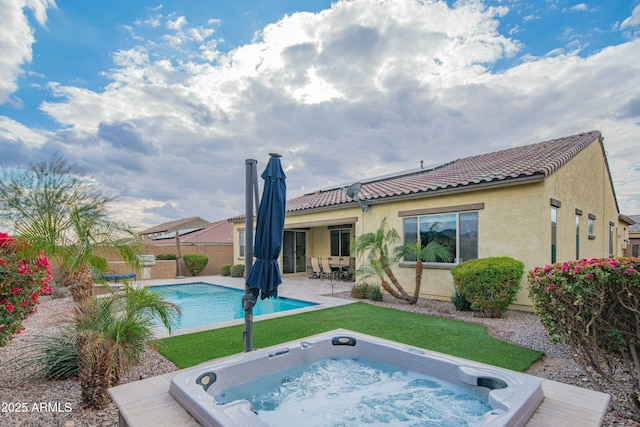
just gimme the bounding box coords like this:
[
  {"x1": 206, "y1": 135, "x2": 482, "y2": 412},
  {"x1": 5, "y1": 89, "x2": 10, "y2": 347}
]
[
  {"x1": 286, "y1": 130, "x2": 603, "y2": 213},
  {"x1": 628, "y1": 215, "x2": 640, "y2": 233},
  {"x1": 138, "y1": 216, "x2": 210, "y2": 235},
  {"x1": 145, "y1": 219, "x2": 233, "y2": 244}
]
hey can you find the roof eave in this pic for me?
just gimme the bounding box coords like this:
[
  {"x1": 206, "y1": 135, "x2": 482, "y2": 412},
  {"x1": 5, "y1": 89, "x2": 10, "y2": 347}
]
[{"x1": 286, "y1": 174, "x2": 546, "y2": 215}]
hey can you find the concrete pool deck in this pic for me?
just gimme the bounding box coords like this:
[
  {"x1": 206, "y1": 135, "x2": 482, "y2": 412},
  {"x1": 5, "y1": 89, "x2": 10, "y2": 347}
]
[{"x1": 110, "y1": 275, "x2": 610, "y2": 426}]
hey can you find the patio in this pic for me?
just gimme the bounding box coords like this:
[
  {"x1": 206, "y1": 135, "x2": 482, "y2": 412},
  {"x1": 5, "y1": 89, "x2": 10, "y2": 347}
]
[{"x1": 109, "y1": 275, "x2": 611, "y2": 426}]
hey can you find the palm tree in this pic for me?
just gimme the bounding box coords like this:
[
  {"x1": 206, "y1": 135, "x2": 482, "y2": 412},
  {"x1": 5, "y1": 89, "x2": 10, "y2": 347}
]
[
  {"x1": 0, "y1": 155, "x2": 143, "y2": 303},
  {"x1": 73, "y1": 283, "x2": 179, "y2": 409},
  {"x1": 351, "y1": 217, "x2": 412, "y2": 301},
  {"x1": 61, "y1": 206, "x2": 142, "y2": 304},
  {"x1": 394, "y1": 240, "x2": 452, "y2": 303}
]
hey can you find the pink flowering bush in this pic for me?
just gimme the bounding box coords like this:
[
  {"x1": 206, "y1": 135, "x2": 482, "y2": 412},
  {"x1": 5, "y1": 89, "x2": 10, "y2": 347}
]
[
  {"x1": 0, "y1": 232, "x2": 53, "y2": 346},
  {"x1": 528, "y1": 257, "x2": 640, "y2": 420}
]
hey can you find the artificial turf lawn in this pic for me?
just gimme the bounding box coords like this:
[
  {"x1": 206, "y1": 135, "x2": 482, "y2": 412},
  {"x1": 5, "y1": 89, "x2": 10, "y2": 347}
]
[{"x1": 158, "y1": 302, "x2": 543, "y2": 371}]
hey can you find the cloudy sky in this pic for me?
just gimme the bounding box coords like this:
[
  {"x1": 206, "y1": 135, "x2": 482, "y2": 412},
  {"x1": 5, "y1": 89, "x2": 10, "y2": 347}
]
[{"x1": 1, "y1": 0, "x2": 639, "y2": 230}]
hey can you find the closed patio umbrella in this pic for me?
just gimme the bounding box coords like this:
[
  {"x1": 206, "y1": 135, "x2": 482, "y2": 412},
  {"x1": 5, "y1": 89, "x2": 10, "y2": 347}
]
[{"x1": 246, "y1": 154, "x2": 287, "y2": 299}]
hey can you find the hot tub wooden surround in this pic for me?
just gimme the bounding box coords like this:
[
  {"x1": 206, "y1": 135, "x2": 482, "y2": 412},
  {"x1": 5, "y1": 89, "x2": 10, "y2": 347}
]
[{"x1": 109, "y1": 356, "x2": 610, "y2": 427}]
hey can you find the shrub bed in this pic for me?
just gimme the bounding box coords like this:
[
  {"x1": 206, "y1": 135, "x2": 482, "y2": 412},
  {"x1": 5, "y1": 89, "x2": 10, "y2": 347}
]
[
  {"x1": 221, "y1": 264, "x2": 232, "y2": 276},
  {"x1": 350, "y1": 282, "x2": 370, "y2": 299},
  {"x1": 230, "y1": 264, "x2": 245, "y2": 278},
  {"x1": 451, "y1": 257, "x2": 523, "y2": 318},
  {"x1": 183, "y1": 253, "x2": 209, "y2": 276},
  {"x1": 0, "y1": 233, "x2": 53, "y2": 346},
  {"x1": 528, "y1": 257, "x2": 640, "y2": 420}
]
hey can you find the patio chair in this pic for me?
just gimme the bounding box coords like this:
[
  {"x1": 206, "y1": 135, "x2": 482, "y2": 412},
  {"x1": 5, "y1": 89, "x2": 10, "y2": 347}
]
[
  {"x1": 339, "y1": 257, "x2": 355, "y2": 281},
  {"x1": 319, "y1": 257, "x2": 338, "y2": 282},
  {"x1": 309, "y1": 257, "x2": 322, "y2": 279}
]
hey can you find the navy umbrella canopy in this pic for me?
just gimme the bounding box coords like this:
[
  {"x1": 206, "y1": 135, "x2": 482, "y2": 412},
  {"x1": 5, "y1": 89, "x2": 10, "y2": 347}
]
[{"x1": 246, "y1": 153, "x2": 287, "y2": 299}]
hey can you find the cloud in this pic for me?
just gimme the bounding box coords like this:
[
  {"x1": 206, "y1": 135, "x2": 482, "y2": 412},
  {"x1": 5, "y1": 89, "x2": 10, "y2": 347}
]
[
  {"x1": 3, "y1": 0, "x2": 640, "y2": 228},
  {"x1": 621, "y1": 4, "x2": 640, "y2": 30},
  {"x1": 0, "y1": 0, "x2": 56, "y2": 104},
  {"x1": 565, "y1": 4, "x2": 588, "y2": 13},
  {"x1": 97, "y1": 121, "x2": 156, "y2": 154}
]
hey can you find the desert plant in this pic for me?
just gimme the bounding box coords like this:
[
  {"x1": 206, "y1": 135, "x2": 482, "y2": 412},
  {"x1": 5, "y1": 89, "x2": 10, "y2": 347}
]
[
  {"x1": 156, "y1": 254, "x2": 177, "y2": 260},
  {"x1": 528, "y1": 257, "x2": 640, "y2": 421},
  {"x1": 394, "y1": 240, "x2": 452, "y2": 303},
  {"x1": 350, "y1": 282, "x2": 370, "y2": 299},
  {"x1": 230, "y1": 264, "x2": 245, "y2": 277},
  {"x1": 183, "y1": 253, "x2": 209, "y2": 276},
  {"x1": 450, "y1": 286, "x2": 472, "y2": 311},
  {"x1": 451, "y1": 257, "x2": 523, "y2": 318},
  {"x1": 368, "y1": 284, "x2": 384, "y2": 301},
  {"x1": 221, "y1": 264, "x2": 232, "y2": 276},
  {"x1": 73, "y1": 283, "x2": 179, "y2": 409},
  {"x1": 19, "y1": 333, "x2": 79, "y2": 381}
]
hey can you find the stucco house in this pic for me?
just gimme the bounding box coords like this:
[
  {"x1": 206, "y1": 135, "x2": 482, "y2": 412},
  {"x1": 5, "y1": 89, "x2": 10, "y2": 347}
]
[
  {"x1": 626, "y1": 215, "x2": 640, "y2": 257},
  {"x1": 231, "y1": 130, "x2": 632, "y2": 310}
]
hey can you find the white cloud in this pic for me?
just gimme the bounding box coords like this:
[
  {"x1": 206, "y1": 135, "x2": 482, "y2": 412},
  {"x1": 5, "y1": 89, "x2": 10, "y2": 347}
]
[
  {"x1": 0, "y1": 116, "x2": 48, "y2": 147},
  {"x1": 566, "y1": 4, "x2": 588, "y2": 13},
  {"x1": 621, "y1": 5, "x2": 640, "y2": 29},
  {"x1": 0, "y1": 0, "x2": 56, "y2": 104},
  {"x1": 4, "y1": 0, "x2": 640, "y2": 228}
]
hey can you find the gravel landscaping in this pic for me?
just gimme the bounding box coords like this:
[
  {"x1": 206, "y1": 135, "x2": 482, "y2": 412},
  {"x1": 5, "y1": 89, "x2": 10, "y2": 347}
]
[{"x1": 0, "y1": 293, "x2": 637, "y2": 426}]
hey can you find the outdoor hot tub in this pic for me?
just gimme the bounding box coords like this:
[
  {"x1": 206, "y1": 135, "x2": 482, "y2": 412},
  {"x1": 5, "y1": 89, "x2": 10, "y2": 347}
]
[{"x1": 169, "y1": 329, "x2": 544, "y2": 426}]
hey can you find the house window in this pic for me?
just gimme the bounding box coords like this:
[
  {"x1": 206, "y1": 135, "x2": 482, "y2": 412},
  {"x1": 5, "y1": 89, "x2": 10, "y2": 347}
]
[
  {"x1": 330, "y1": 228, "x2": 351, "y2": 257},
  {"x1": 575, "y1": 214, "x2": 581, "y2": 260},
  {"x1": 402, "y1": 211, "x2": 478, "y2": 263},
  {"x1": 551, "y1": 208, "x2": 557, "y2": 264},
  {"x1": 239, "y1": 230, "x2": 246, "y2": 257},
  {"x1": 609, "y1": 222, "x2": 615, "y2": 257},
  {"x1": 588, "y1": 213, "x2": 596, "y2": 239}
]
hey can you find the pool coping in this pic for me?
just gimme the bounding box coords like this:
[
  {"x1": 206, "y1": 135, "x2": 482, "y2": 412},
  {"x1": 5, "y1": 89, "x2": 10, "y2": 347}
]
[{"x1": 109, "y1": 331, "x2": 610, "y2": 427}]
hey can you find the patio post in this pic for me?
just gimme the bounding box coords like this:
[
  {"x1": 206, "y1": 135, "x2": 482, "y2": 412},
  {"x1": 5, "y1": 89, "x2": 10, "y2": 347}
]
[{"x1": 243, "y1": 159, "x2": 259, "y2": 352}]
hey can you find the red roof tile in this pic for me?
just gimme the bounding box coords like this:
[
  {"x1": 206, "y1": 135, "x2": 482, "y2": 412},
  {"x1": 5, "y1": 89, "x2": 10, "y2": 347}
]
[{"x1": 286, "y1": 130, "x2": 602, "y2": 213}]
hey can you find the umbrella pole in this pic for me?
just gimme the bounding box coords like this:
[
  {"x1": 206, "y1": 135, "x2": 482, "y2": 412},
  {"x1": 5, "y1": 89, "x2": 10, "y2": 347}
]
[{"x1": 243, "y1": 159, "x2": 259, "y2": 352}]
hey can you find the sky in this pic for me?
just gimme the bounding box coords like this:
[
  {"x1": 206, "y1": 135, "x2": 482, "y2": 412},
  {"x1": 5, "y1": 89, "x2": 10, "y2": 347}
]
[{"x1": 1, "y1": 0, "x2": 639, "y2": 231}]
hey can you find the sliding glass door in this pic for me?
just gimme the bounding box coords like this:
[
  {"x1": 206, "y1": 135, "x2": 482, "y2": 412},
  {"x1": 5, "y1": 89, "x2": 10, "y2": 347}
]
[{"x1": 283, "y1": 231, "x2": 306, "y2": 274}]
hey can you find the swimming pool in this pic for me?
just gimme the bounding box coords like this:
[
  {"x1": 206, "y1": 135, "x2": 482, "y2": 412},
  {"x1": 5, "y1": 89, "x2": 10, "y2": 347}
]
[{"x1": 150, "y1": 283, "x2": 317, "y2": 330}]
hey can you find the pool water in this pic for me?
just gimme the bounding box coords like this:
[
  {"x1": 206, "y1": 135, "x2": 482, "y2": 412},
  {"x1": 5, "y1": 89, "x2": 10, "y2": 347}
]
[
  {"x1": 216, "y1": 357, "x2": 497, "y2": 426},
  {"x1": 150, "y1": 283, "x2": 317, "y2": 330}
]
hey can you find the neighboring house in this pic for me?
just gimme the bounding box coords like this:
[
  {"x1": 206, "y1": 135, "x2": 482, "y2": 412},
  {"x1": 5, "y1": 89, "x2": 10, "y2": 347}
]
[
  {"x1": 231, "y1": 130, "x2": 632, "y2": 310},
  {"x1": 626, "y1": 215, "x2": 640, "y2": 257},
  {"x1": 138, "y1": 216, "x2": 210, "y2": 240},
  {"x1": 142, "y1": 218, "x2": 234, "y2": 277}
]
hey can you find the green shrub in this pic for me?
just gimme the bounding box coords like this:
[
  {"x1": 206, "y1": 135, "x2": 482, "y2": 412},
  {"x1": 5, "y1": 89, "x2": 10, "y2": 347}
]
[
  {"x1": 221, "y1": 264, "x2": 232, "y2": 276},
  {"x1": 528, "y1": 258, "x2": 640, "y2": 420},
  {"x1": 451, "y1": 257, "x2": 524, "y2": 318},
  {"x1": 368, "y1": 284, "x2": 383, "y2": 301},
  {"x1": 230, "y1": 264, "x2": 245, "y2": 278},
  {"x1": 350, "y1": 282, "x2": 370, "y2": 299},
  {"x1": 450, "y1": 286, "x2": 472, "y2": 311},
  {"x1": 156, "y1": 254, "x2": 177, "y2": 260},
  {"x1": 183, "y1": 253, "x2": 209, "y2": 276}
]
